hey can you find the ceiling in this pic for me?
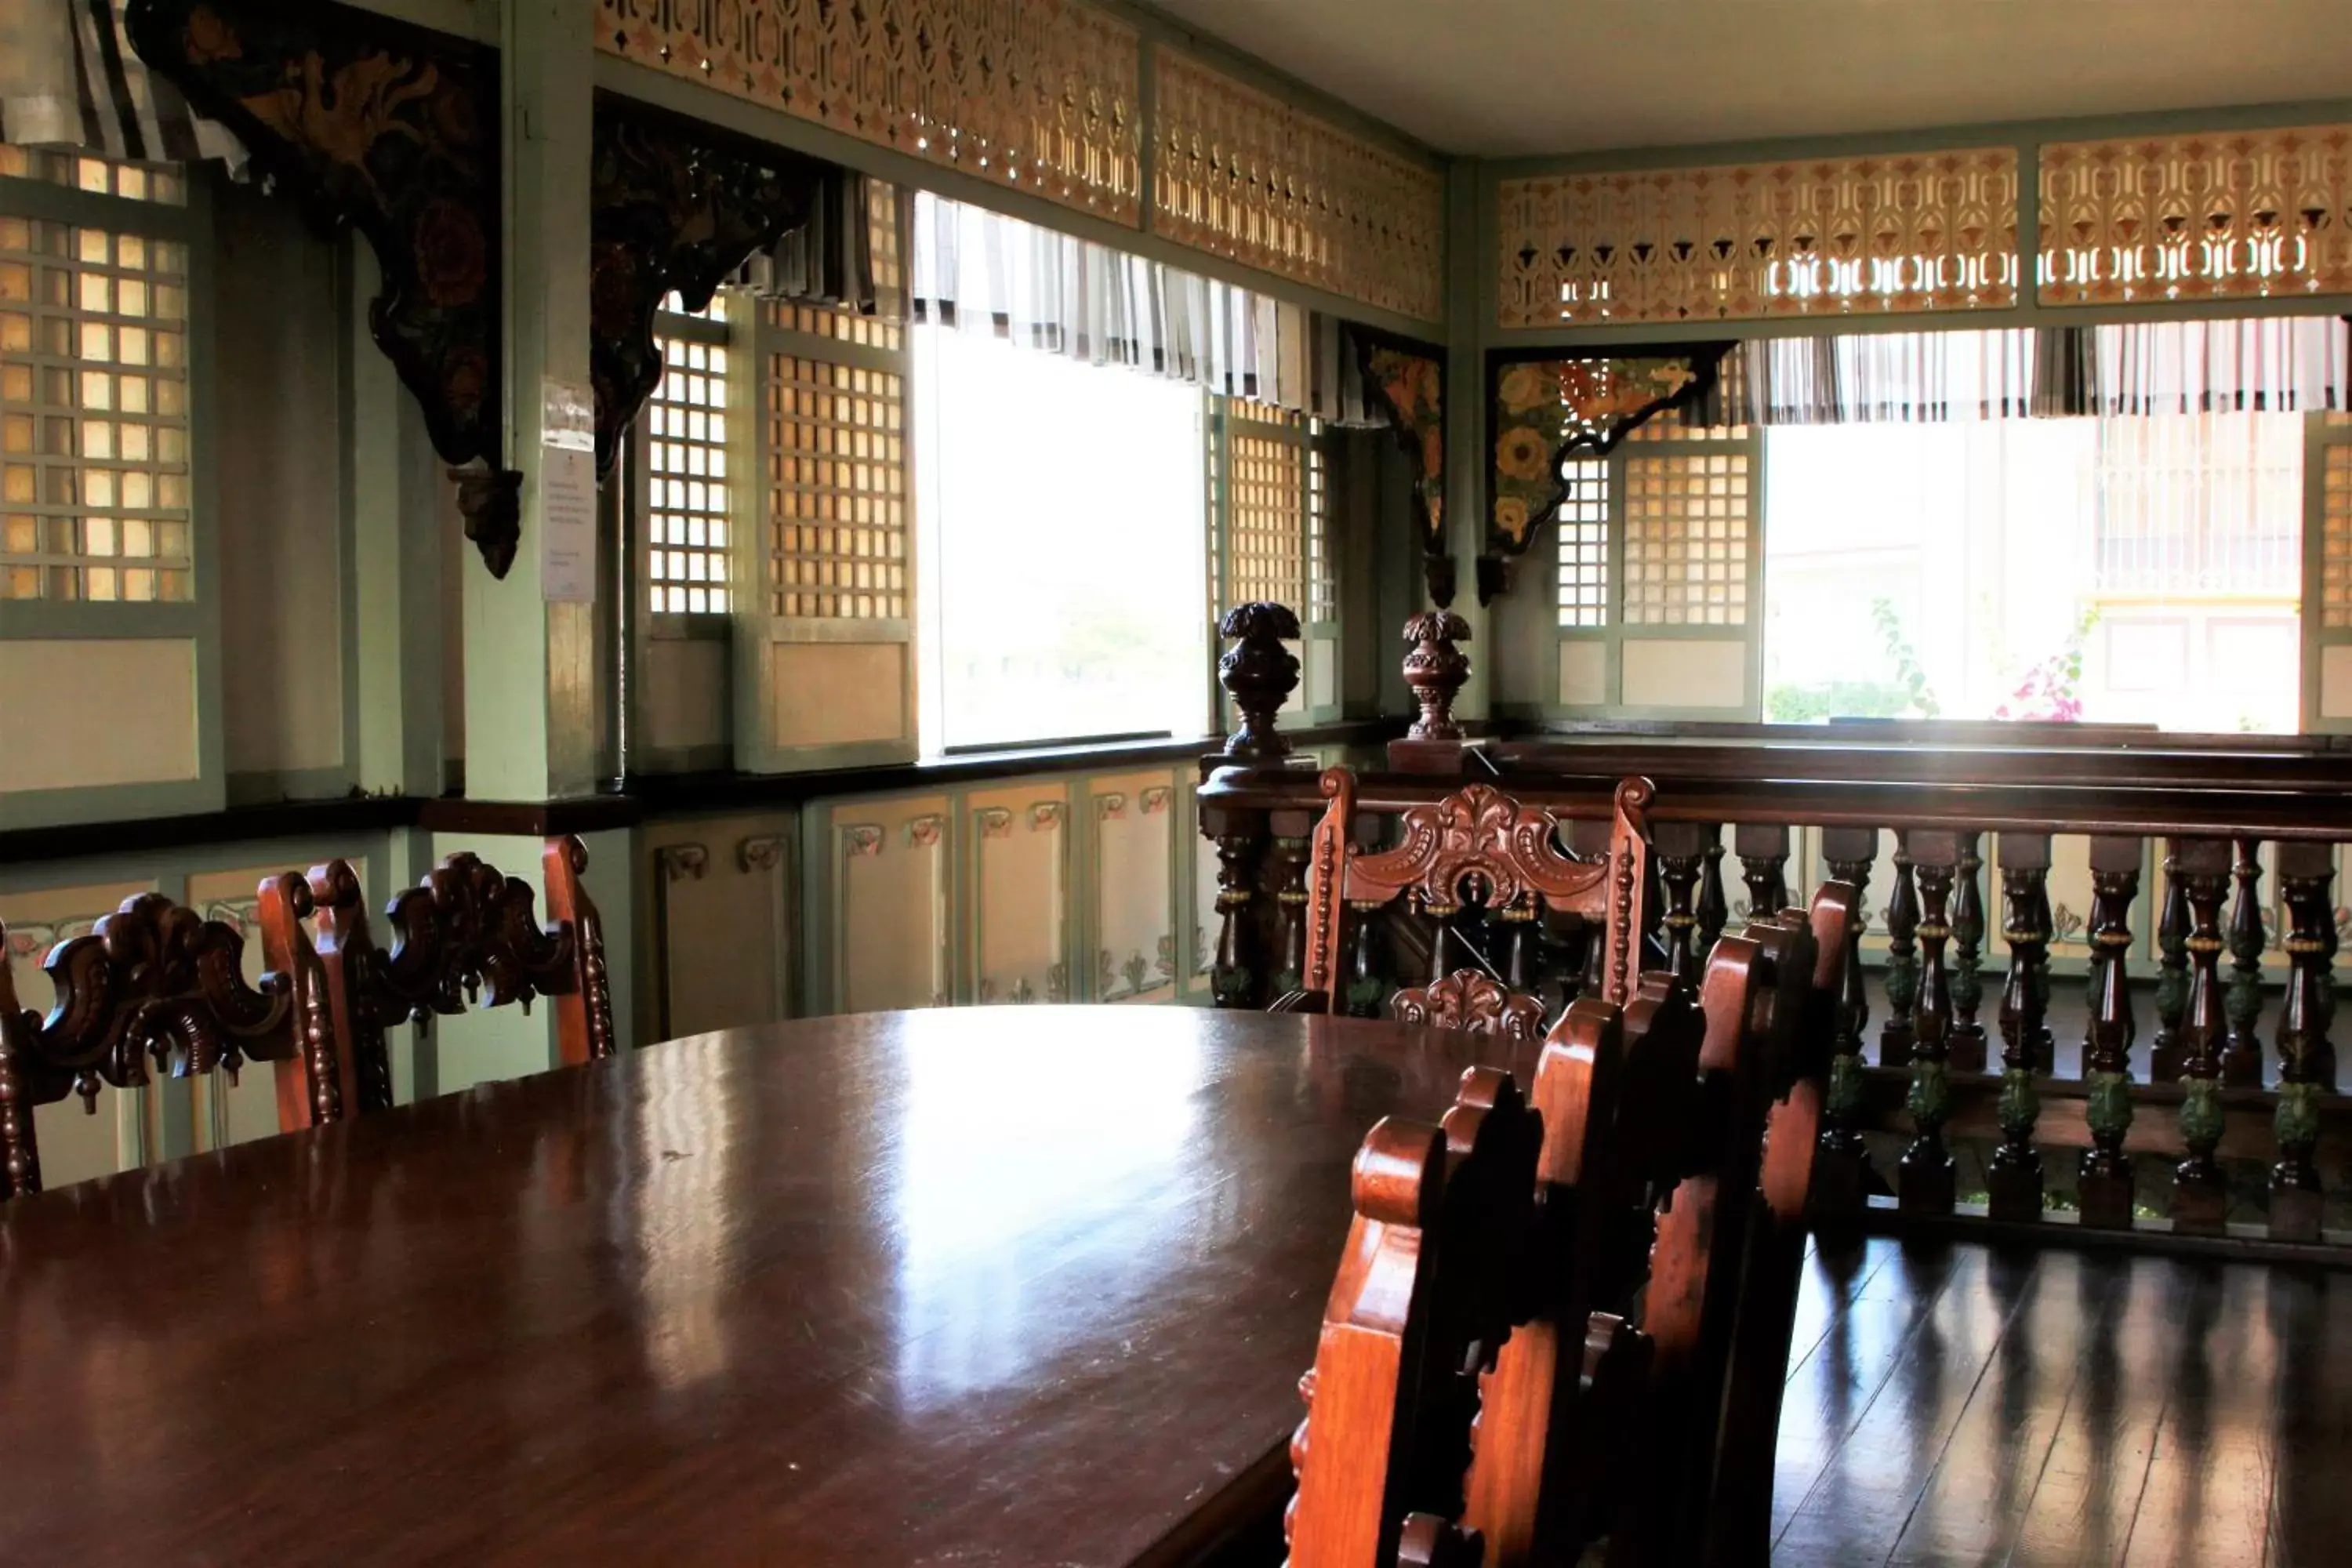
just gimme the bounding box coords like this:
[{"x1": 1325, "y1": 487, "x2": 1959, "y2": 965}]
[{"x1": 1145, "y1": 0, "x2": 2352, "y2": 159}]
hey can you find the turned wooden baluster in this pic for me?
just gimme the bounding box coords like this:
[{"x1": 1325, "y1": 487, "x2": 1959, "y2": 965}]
[
  {"x1": 2078, "y1": 836, "x2": 2143, "y2": 1231},
  {"x1": 1880, "y1": 833, "x2": 1920, "y2": 1068},
  {"x1": 2150, "y1": 854, "x2": 2191, "y2": 1082},
  {"x1": 1696, "y1": 827, "x2": 1730, "y2": 953},
  {"x1": 1814, "y1": 827, "x2": 1877, "y2": 1225},
  {"x1": 1269, "y1": 830, "x2": 1313, "y2": 998},
  {"x1": 2222, "y1": 838, "x2": 2267, "y2": 1087},
  {"x1": 1210, "y1": 821, "x2": 1267, "y2": 1008},
  {"x1": 2271, "y1": 840, "x2": 2337, "y2": 1241},
  {"x1": 1653, "y1": 822, "x2": 1708, "y2": 983},
  {"x1": 1734, "y1": 824, "x2": 1790, "y2": 922},
  {"x1": 1947, "y1": 832, "x2": 1988, "y2": 1073},
  {"x1": 2166, "y1": 838, "x2": 2234, "y2": 1235},
  {"x1": 1898, "y1": 831, "x2": 1958, "y2": 1215},
  {"x1": 1987, "y1": 833, "x2": 2053, "y2": 1224}
]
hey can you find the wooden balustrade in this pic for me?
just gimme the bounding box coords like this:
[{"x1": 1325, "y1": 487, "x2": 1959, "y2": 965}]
[{"x1": 1201, "y1": 735, "x2": 2352, "y2": 1260}]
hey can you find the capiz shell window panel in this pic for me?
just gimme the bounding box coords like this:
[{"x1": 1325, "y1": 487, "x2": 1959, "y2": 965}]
[
  {"x1": 1153, "y1": 46, "x2": 1444, "y2": 322},
  {"x1": 2040, "y1": 126, "x2": 2352, "y2": 304},
  {"x1": 765, "y1": 355, "x2": 908, "y2": 622},
  {"x1": 597, "y1": 0, "x2": 1141, "y2": 226},
  {"x1": 1497, "y1": 150, "x2": 2020, "y2": 328},
  {"x1": 0, "y1": 212, "x2": 193, "y2": 602},
  {"x1": 1623, "y1": 453, "x2": 1749, "y2": 626},
  {"x1": 647, "y1": 331, "x2": 731, "y2": 615}
]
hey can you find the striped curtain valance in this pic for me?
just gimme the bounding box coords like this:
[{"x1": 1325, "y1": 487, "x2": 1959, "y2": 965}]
[{"x1": 1, "y1": 0, "x2": 243, "y2": 167}]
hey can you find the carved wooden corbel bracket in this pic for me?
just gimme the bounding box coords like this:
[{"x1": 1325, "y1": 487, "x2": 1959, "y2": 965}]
[
  {"x1": 125, "y1": 0, "x2": 523, "y2": 575},
  {"x1": 1351, "y1": 328, "x2": 1451, "y2": 608},
  {"x1": 1483, "y1": 343, "x2": 1733, "y2": 604},
  {"x1": 589, "y1": 93, "x2": 828, "y2": 475}
]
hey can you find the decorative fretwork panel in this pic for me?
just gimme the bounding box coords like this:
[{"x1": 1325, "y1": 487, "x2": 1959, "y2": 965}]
[
  {"x1": 648, "y1": 331, "x2": 731, "y2": 614},
  {"x1": 2040, "y1": 126, "x2": 2352, "y2": 304},
  {"x1": 1623, "y1": 454, "x2": 1750, "y2": 626},
  {"x1": 2324, "y1": 444, "x2": 2352, "y2": 630},
  {"x1": 0, "y1": 213, "x2": 192, "y2": 602},
  {"x1": 597, "y1": 0, "x2": 1141, "y2": 226},
  {"x1": 1497, "y1": 151, "x2": 2020, "y2": 327},
  {"x1": 1152, "y1": 48, "x2": 1444, "y2": 321},
  {"x1": 1555, "y1": 460, "x2": 1610, "y2": 629},
  {"x1": 764, "y1": 355, "x2": 907, "y2": 620},
  {"x1": 1226, "y1": 401, "x2": 1304, "y2": 614}
]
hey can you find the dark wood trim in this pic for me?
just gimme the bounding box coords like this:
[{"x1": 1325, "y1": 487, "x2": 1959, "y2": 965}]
[
  {"x1": 0, "y1": 724, "x2": 1402, "y2": 869},
  {"x1": 1851, "y1": 1203, "x2": 2352, "y2": 1271}
]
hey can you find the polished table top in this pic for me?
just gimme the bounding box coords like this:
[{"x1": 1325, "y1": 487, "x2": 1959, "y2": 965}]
[{"x1": 0, "y1": 1007, "x2": 1519, "y2": 1566}]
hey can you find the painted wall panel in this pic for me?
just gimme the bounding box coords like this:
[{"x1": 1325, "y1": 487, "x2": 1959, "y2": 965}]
[
  {"x1": 0, "y1": 639, "x2": 199, "y2": 792},
  {"x1": 646, "y1": 815, "x2": 793, "y2": 1040},
  {"x1": 968, "y1": 783, "x2": 1069, "y2": 1004},
  {"x1": 1091, "y1": 770, "x2": 1178, "y2": 1003},
  {"x1": 834, "y1": 796, "x2": 950, "y2": 1012},
  {"x1": 1559, "y1": 641, "x2": 1607, "y2": 706},
  {"x1": 769, "y1": 642, "x2": 909, "y2": 747},
  {"x1": 214, "y1": 184, "x2": 346, "y2": 784},
  {"x1": 641, "y1": 637, "x2": 729, "y2": 757},
  {"x1": 1619, "y1": 638, "x2": 1747, "y2": 710}
]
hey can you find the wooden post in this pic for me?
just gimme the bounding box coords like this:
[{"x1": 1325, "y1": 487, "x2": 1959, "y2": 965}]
[
  {"x1": 2078, "y1": 835, "x2": 2143, "y2": 1231},
  {"x1": 1734, "y1": 823, "x2": 1791, "y2": 922},
  {"x1": 2150, "y1": 855, "x2": 2191, "y2": 1082},
  {"x1": 1880, "y1": 833, "x2": 1919, "y2": 1068},
  {"x1": 2222, "y1": 838, "x2": 2267, "y2": 1087},
  {"x1": 1697, "y1": 827, "x2": 1730, "y2": 955},
  {"x1": 2272, "y1": 840, "x2": 2337, "y2": 1241},
  {"x1": 1948, "y1": 832, "x2": 1987, "y2": 1073},
  {"x1": 1269, "y1": 829, "x2": 1313, "y2": 999},
  {"x1": 1898, "y1": 830, "x2": 1958, "y2": 1215},
  {"x1": 1343, "y1": 904, "x2": 1385, "y2": 1018},
  {"x1": 1209, "y1": 815, "x2": 1266, "y2": 1008},
  {"x1": 1653, "y1": 821, "x2": 1709, "y2": 984},
  {"x1": 1815, "y1": 826, "x2": 1877, "y2": 1226},
  {"x1": 2168, "y1": 838, "x2": 2234, "y2": 1235},
  {"x1": 1987, "y1": 833, "x2": 2052, "y2": 1223}
]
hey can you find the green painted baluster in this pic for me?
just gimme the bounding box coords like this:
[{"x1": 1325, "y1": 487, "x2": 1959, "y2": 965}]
[
  {"x1": 1880, "y1": 833, "x2": 1919, "y2": 1068},
  {"x1": 1987, "y1": 833, "x2": 2053, "y2": 1224},
  {"x1": 2167, "y1": 838, "x2": 2234, "y2": 1235},
  {"x1": 1948, "y1": 832, "x2": 1987, "y2": 1073},
  {"x1": 2078, "y1": 835, "x2": 2143, "y2": 1231},
  {"x1": 1815, "y1": 827, "x2": 1877, "y2": 1226},
  {"x1": 2222, "y1": 838, "x2": 2267, "y2": 1087},
  {"x1": 2271, "y1": 841, "x2": 2337, "y2": 1241},
  {"x1": 1899, "y1": 830, "x2": 1958, "y2": 1215},
  {"x1": 2150, "y1": 854, "x2": 2191, "y2": 1082}
]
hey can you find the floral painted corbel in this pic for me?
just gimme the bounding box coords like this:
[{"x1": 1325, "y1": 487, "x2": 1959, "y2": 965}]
[
  {"x1": 589, "y1": 93, "x2": 827, "y2": 476},
  {"x1": 125, "y1": 0, "x2": 521, "y2": 574},
  {"x1": 1350, "y1": 328, "x2": 1451, "y2": 607},
  {"x1": 1483, "y1": 343, "x2": 1733, "y2": 604}
]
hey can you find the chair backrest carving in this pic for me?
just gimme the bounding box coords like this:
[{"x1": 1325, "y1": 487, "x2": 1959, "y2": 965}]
[
  {"x1": 310, "y1": 836, "x2": 615, "y2": 1097},
  {"x1": 1298, "y1": 771, "x2": 1653, "y2": 1022},
  {"x1": 0, "y1": 877, "x2": 339, "y2": 1200},
  {"x1": 1391, "y1": 970, "x2": 1548, "y2": 1049}
]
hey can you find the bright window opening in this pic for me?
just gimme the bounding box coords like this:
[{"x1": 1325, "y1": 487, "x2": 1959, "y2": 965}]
[
  {"x1": 1762, "y1": 414, "x2": 2303, "y2": 732},
  {"x1": 913, "y1": 325, "x2": 1207, "y2": 753}
]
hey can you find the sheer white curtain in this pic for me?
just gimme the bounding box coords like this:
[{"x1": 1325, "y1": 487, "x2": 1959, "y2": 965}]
[
  {"x1": 0, "y1": 0, "x2": 241, "y2": 165},
  {"x1": 2089, "y1": 316, "x2": 2350, "y2": 415},
  {"x1": 906, "y1": 190, "x2": 1371, "y2": 419}
]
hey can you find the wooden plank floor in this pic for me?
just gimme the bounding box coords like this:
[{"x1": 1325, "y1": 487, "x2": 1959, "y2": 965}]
[{"x1": 1779, "y1": 1236, "x2": 2352, "y2": 1566}]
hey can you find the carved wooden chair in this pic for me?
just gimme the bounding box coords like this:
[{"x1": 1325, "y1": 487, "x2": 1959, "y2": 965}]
[
  {"x1": 1283, "y1": 1064, "x2": 1541, "y2": 1568},
  {"x1": 306, "y1": 837, "x2": 616, "y2": 1104},
  {"x1": 1279, "y1": 770, "x2": 1653, "y2": 1044},
  {"x1": 0, "y1": 875, "x2": 342, "y2": 1200}
]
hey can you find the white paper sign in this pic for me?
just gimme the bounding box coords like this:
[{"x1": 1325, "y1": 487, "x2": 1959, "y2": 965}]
[
  {"x1": 540, "y1": 377, "x2": 597, "y2": 603},
  {"x1": 539, "y1": 445, "x2": 597, "y2": 602}
]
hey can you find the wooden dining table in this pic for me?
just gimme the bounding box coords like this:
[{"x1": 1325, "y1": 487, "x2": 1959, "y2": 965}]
[{"x1": 0, "y1": 1006, "x2": 1523, "y2": 1566}]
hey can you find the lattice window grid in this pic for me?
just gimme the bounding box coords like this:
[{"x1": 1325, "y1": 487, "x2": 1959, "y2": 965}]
[
  {"x1": 1555, "y1": 460, "x2": 1610, "y2": 629},
  {"x1": 0, "y1": 146, "x2": 186, "y2": 205},
  {"x1": 1, "y1": 200, "x2": 192, "y2": 602},
  {"x1": 766, "y1": 354, "x2": 907, "y2": 620},
  {"x1": 1305, "y1": 426, "x2": 1334, "y2": 623},
  {"x1": 1623, "y1": 454, "x2": 1749, "y2": 626},
  {"x1": 1225, "y1": 407, "x2": 1304, "y2": 615},
  {"x1": 2324, "y1": 444, "x2": 2352, "y2": 630},
  {"x1": 647, "y1": 328, "x2": 731, "y2": 615}
]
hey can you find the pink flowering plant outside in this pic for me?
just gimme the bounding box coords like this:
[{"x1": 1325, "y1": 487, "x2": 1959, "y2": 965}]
[{"x1": 1992, "y1": 608, "x2": 2100, "y2": 723}]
